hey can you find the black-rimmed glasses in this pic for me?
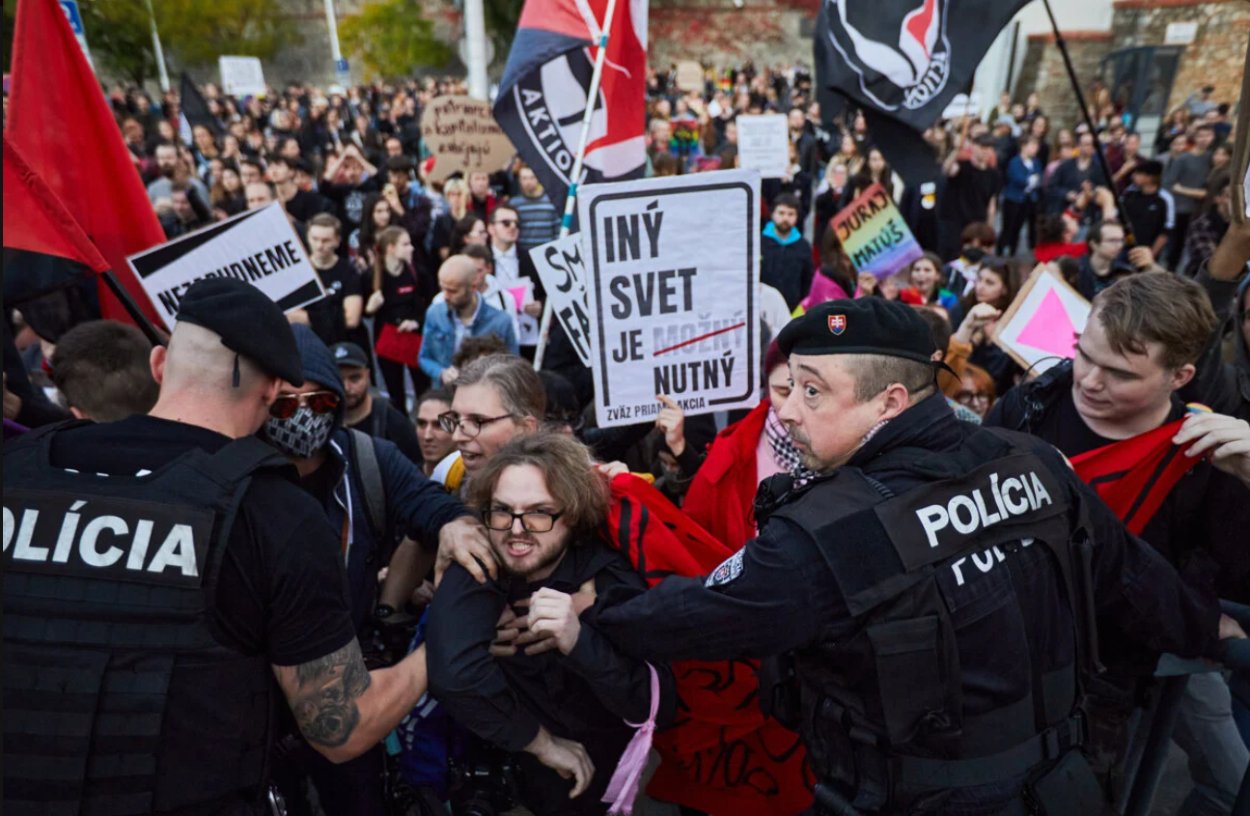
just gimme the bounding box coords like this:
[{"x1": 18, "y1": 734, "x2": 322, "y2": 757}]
[
  {"x1": 438, "y1": 411, "x2": 515, "y2": 437},
  {"x1": 482, "y1": 507, "x2": 563, "y2": 533}
]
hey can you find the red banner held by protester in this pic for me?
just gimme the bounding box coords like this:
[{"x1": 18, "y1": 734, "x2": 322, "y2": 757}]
[
  {"x1": 1070, "y1": 418, "x2": 1200, "y2": 534},
  {"x1": 608, "y1": 475, "x2": 813, "y2": 815},
  {"x1": 6, "y1": 0, "x2": 167, "y2": 328}
]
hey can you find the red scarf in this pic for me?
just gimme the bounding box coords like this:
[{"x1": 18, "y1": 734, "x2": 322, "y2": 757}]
[
  {"x1": 607, "y1": 475, "x2": 813, "y2": 815},
  {"x1": 1069, "y1": 418, "x2": 1199, "y2": 534}
]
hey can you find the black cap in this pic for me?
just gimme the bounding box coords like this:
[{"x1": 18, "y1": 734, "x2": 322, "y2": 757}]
[
  {"x1": 1133, "y1": 159, "x2": 1164, "y2": 177},
  {"x1": 330, "y1": 341, "x2": 369, "y2": 369},
  {"x1": 776, "y1": 298, "x2": 938, "y2": 365},
  {"x1": 175, "y1": 278, "x2": 304, "y2": 385}
]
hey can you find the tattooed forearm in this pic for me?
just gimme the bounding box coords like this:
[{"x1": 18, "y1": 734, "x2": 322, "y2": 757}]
[{"x1": 287, "y1": 639, "x2": 373, "y2": 748}]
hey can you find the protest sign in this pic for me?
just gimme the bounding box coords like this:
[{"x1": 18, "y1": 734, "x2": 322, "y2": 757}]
[
  {"x1": 579, "y1": 169, "x2": 761, "y2": 428},
  {"x1": 529, "y1": 234, "x2": 594, "y2": 366},
  {"x1": 420, "y1": 96, "x2": 515, "y2": 183},
  {"x1": 675, "y1": 61, "x2": 704, "y2": 92},
  {"x1": 942, "y1": 92, "x2": 980, "y2": 121},
  {"x1": 127, "y1": 203, "x2": 325, "y2": 328},
  {"x1": 992, "y1": 264, "x2": 1090, "y2": 375},
  {"x1": 830, "y1": 182, "x2": 924, "y2": 280},
  {"x1": 218, "y1": 56, "x2": 266, "y2": 97},
  {"x1": 735, "y1": 114, "x2": 789, "y2": 179}
]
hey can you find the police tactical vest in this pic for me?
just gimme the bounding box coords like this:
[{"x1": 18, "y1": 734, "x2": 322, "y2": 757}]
[
  {"x1": 2, "y1": 424, "x2": 293, "y2": 815},
  {"x1": 767, "y1": 428, "x2": 1098, "y2": 813}
]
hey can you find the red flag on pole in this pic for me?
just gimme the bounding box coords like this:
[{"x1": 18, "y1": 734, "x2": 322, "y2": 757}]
[
  {"x1": 4, "y1": 136, "x2": 110, "y2": 273},
  {"x1": 6, "y1": 0, "x2": 167, "y2": 329},
  {"x1": 3, "y1": 135, "x2": 113, "y2": 341}
]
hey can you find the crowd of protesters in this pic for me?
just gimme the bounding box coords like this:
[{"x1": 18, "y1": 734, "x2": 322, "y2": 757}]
[{"x1": 3, "y1": 62, "x2": 1250, "y2": 816}]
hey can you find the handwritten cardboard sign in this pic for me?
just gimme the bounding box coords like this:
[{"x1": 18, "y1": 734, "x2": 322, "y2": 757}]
[
  {"x1": 419, "y1": 95, "x2": 515, "y2": 183},
  {"x1": 830, "y1": 182, "x2": 923, "y2": 280},
  {"x1": 675, "y1": 61, "x2": 704, "y2": 92}
]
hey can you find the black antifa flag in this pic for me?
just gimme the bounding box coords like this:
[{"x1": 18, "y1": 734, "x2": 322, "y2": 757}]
[
  {"x1": 814, "y1": 0, "x2": 1029, "y2": 182},
  {"x1": 179, "y1": 72, "x2": 224, "y2": 145}
]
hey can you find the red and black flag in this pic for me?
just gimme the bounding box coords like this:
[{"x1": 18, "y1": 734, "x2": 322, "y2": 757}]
[
  {"x1": 3, "y1": 136, "x2": 111, "y2": 341},
  {"x1": 813, "y1": 0, "x2": 1029, "y2": 182},
  {"x1": 492, "y1": 0, "x2": 648, "y2": 216},
  {"x1": 1070, "y1": 418, "x2": 1201, "y2": 535},
  {"x1": 6, "y1": 0, "x2": 167, "y2": 330},
  {"x1": 606, "y1": 475, "x2": 813, "y2": 815},
  {"x1": 179, "y1": 72, "x2": 225, "y2": 145}
]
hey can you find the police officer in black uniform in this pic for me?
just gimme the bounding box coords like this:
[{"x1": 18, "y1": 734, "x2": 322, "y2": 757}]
[
  {"x1": 577, "y1": 299, "x2": 1236, "y2": 815},
  {"x1": 3, "y1": 279, "x2": 434, "y2": 815}
]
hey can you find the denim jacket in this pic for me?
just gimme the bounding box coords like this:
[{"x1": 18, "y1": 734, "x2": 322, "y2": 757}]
[{"x1": 419, "y1": 298, "x2": 519, "y2": 381}]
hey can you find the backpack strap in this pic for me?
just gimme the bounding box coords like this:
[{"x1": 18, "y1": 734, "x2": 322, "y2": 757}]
[
  {"x1": 371, "y1": 395, "x2": 390, "y2": 440},
  {"x1": 348, "y1": 428, "x2": 388, "y2": 540}
]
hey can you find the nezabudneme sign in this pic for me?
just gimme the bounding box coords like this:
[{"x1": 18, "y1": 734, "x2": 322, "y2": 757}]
[{"x1": 126, "y1": 203, "x2": 324, "y2": 327}]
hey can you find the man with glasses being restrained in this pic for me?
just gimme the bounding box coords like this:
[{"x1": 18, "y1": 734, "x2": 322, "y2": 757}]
[{"x1": 427, "y1": 431, "x2": 676, "y2": 815}]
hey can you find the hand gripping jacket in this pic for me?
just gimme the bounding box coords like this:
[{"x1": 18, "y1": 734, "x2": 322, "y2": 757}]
[
  {"x1": 3, "y1": 423, "x2": 294, "y2": 815},
  {"x1": 759, "y1": 428, "x2": 1102, "y2": 814}
]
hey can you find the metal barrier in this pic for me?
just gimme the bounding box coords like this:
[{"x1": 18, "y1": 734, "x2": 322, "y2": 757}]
[{"x1": 1119, "y1": 601, "x2": 1250, "y2": 816}]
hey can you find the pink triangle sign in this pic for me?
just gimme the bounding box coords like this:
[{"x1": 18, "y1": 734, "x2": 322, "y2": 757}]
[
  {"x1": 508, "y1": 286, "x2": 528, "y2": 312},
  {"x1": 1016, "y1": 287, "x2": 1078, "y2": 358}
]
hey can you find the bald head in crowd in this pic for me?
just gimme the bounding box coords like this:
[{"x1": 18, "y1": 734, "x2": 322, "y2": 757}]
[{"x1": 438, "y1": 255, "x2": 480, "y2": 315}]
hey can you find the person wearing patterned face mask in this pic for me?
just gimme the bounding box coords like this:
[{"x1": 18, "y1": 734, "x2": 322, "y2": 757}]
[
  {"x1": 268, "y1": 324, "x2": 489, "y2": 815},
  {"x1": 265, "y1": 384, "x2": 340, "y2": 458}
]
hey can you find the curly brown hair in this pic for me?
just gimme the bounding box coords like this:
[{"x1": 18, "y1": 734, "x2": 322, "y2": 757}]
[{"x1": 466, "y1": 432, "x2": 609, "y2": 537}]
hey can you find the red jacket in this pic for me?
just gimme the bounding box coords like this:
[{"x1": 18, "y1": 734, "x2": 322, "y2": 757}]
[{"x1": 682, "y1": 400, "x2": 770, "y2": 551}]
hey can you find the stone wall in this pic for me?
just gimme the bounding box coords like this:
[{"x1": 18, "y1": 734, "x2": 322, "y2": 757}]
[
  {"x1": 648, "y1": 1, "x2": 814, "y2": 69},
  {"x1": 1015, "y1": 31, "x2": 1114, "y2": 130},
  {"x1": 1111, "y1": 0, "x2": 1250, "y2": 114},
  {"x1": 1013, "y1": 0, "x2": 1247, "y2": 135},
  {"x1": 256, "y1": 0, "x2": 818, "y2": 89}
]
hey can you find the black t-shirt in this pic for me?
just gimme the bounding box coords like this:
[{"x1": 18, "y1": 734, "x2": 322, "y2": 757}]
[
  {"x1": 285, "y1": 189, "x2": 335, "y2": 224},
  {"x1": 375, "y1": 261, "x2": 437, "y2": 327},
  {"x1": 322, "y1": 176, "x2": 382, "y2": 231},
  {"x1": 945, "y1": 160, "x2": 1001, "y2": 228},
  {"x1": 305, "y1": 257, "x2": 362, "y2": 347},
  {"x1": 46, "y1": 415, "x2": 356, "y2": 664},
  {"x1": 1120, "y1": 188, "x2": 1170, "y2": 249},
  {"x1": 1028, "y1": 390, "x2": 1248, "y2": 601},
  {"x1": 347, "y1": 396, "x2": 423, "y2": 466}
]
